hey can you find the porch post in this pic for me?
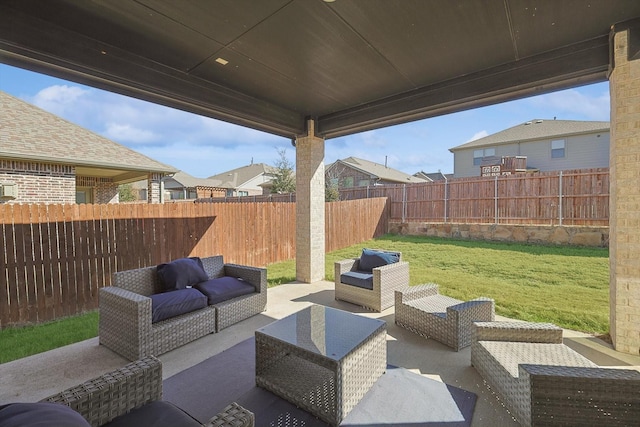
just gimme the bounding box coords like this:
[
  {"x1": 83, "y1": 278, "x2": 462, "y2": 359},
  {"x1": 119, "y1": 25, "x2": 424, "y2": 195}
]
[
  {"x1": 609, "y1": 26, "x2": 640, "y2": 355},
  {"x1": 295, "y1": 119, "x2": 325, "y2": 283}
]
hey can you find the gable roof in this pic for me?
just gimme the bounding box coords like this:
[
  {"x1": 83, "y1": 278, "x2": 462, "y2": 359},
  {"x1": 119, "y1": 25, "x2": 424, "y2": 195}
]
[
  {"x1": 414, "y1": 171, "x2": 452, "y2": 182},
  {"x1": 166, "y1": 171, "x2": 224, "y2": 189},
  {"x1": 450, "y1": 119, "x2": 610, "y2": 152},
  {"x1": 207, "y1": 163, "x2": 277, "y2": 189},
  {"x1": 332, "y1": 157, "x2": 427, "y2": 184},
  {"x1": 0, "y1": 91, "x2": 177, "y2": 180}
]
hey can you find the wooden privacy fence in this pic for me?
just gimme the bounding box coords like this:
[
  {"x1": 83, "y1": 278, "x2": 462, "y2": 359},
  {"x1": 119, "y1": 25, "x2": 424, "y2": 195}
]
[
  {"x1": 0, "y1": 198, "x2": 389, "y2": 328},
  {"x1": 339, "y1": 168, "x2": 609, "y2": 226}
]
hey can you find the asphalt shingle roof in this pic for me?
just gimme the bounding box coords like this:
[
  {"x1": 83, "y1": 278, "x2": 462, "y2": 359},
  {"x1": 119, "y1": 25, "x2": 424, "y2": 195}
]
[
  {"x1": 0, "y1": 91, "x2": 176, "y2": 173},
  {"x1": 336, "y1": 157, "x2": 427, "y2": 183},
  {"x1": 207, "y1": 163, "x2": 276, "y2": 188},
  {"x1": 449, "y1": 119, "x2": 610, "y2": 151},
  {"x1": 170, "y1": 171, "x2": 223, "y2": 188}
]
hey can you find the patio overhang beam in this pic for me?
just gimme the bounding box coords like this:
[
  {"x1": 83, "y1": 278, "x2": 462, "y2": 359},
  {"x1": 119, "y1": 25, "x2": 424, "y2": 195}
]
[{"x1": 317, "y1": 37, "x2": 610, "y2": 139}]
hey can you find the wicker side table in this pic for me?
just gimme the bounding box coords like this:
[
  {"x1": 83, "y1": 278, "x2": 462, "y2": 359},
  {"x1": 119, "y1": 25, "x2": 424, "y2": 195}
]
[{"x1": 395, "y1": 284, "x2": 495, "y2": 351}]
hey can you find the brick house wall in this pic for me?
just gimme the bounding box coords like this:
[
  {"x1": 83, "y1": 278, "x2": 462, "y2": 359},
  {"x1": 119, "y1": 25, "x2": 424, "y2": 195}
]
[
  {"x1": 76, "y1": 176, "x2": 119, "y2": 204},
  {"x1": 0, "y1": 160, "x2": 75, "y2": 204}
]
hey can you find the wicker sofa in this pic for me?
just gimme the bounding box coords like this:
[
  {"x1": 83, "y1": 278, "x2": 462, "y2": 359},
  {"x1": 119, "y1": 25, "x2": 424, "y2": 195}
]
[
  {"x1": 34, "y1": 356, "x2": 253, "y2": 427},
  {"x1": 335, "y1": 249, "x2": 409, "y2": 312},
  {"x1": 471, "y1": 321, "x2": 640, "y2": 427},
  {"x1": 395, "y1": 284, "x2": 494, "y2": 351},
  {"x1": 100, "y1": 256, "x2": 267, "y2": 361}
]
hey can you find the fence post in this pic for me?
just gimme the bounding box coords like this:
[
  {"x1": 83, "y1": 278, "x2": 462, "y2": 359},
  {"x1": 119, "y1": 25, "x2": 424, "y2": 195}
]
[
  {"x1": 444, "y1": 178, "x2": 448, "y2": 223},
  {"x1": 367, "y1": 185, "x2": 370, "y2": 199},
  {"x1": 559, "y1": 171, "x2": 563, "y2": 226},
  {"x1": 494, "y1": 175, "x2": 498, "y2": 224},
  {"x1": 402, "y1": 184, "x2": 407, "y2": 223}
]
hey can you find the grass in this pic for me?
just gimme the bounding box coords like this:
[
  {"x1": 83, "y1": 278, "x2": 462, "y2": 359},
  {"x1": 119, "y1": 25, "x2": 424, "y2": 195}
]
[
  {"x1": 0, "y1": 234, "x2": 609, "y2": 364},
  {"x1": 0, "y1": 311, "x2": 99, "y2": 364}
]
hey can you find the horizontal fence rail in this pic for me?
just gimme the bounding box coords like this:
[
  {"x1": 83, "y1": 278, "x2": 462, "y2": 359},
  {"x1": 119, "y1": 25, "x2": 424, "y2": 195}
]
[
  {"x1": 339, "y1": 168, "x2": 609, "y2": 226},
  {"x1": 0, "y1": 198, "x2": 389, "y2": 328}
]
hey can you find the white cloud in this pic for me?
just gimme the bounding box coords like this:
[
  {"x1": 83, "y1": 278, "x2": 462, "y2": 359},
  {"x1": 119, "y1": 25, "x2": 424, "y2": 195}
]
[
  {"x1": 30, "y1": 85, "x2": 91, "y2": 117},
  {"x1": 104, "y1": 123, "x2": 157, "y2": 144},
  {"x1": 526, "y1": 87, "x2": 610, "y2": 121},
  {"x1": 467, "y1": 130, "x2": 488, "y2": 142}
]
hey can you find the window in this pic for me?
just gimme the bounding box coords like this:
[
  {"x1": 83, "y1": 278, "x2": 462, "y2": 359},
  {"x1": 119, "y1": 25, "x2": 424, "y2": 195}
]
[
  {"x1": 76, "y1": 188, "x2": 93, "y2": 204},
  {"x1": 358, "y1": 179, "x2": 370, "y2": 187},
  {"x1": 238, "y1": 191, "x2": 248, "y2": 197},
  {"x1": 551, "y1": 139, "x2": 565, "y2": 158},
  {"x1": 473, "y1": 148, "x2": 496, "y2": 166},
  {"x1": 343, "y1": 177, "x2": 354, "y2": 188}
]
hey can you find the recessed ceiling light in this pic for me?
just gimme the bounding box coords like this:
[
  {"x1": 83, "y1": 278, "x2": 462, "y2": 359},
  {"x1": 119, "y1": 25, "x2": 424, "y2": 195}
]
[{"x1": 215, "y1": 58, "x2": 229, "y2": 65}]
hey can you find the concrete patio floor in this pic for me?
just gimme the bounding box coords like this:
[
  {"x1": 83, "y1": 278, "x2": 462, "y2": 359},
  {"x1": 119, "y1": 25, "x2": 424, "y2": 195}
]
[{"x1": 1, "y1": 280, "x2": 639, "y2": 426}]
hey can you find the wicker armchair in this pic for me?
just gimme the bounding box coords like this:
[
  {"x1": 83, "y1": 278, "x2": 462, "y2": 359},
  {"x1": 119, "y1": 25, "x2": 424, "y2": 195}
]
[
  {"x1": 471, "y1": 321, "x2": 640, "y2": 427},
  {"x1": 41, "y1": 356, "x2": 254, "y2": 427},
  {"x1": 334, "y1": 249, "x2": 409, "y2": 312},
  {"x1": 395, "y1": 284, "x2": 494, "y2": 351},
  {"x1": 100, "y1": 256, "x2": 267, "y2": 360}
]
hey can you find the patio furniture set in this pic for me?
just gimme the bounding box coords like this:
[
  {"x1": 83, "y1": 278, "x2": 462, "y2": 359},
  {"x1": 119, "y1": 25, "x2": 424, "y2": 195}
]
[{"x1": 3, "y1": 250, "x2": 638, "y2": 426}]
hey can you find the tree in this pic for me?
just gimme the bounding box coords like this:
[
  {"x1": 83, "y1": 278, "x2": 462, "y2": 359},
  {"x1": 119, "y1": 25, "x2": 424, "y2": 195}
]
[
  {"x1": 325, "y1": 163, "x2": 347, "y2": 202},
  {"x1": 118, "y1": 183, "x2": 137, "y2": 202},
  {"x1": 270, "y1": 148, "x2": 296, "y2": 194}
]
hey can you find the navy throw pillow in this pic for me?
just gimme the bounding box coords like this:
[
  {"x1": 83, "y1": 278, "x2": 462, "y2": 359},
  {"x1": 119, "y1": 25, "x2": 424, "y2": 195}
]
[
  {"x1": 358, "y1": 248, "x2": 400, "y2": 272},
  {"x1": 156, "y1": 257, "x2": 208, "y2": 292},
  {"x1": 0, "y1": 402, "x2": 90, "y2": 427}
]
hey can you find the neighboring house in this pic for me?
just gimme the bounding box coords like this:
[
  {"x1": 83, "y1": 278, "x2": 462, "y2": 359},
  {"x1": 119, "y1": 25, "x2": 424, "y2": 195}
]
[
  {"x1": 0, "y1": 91, "x2": 176, "y2": 204},
  {"x1": 207, "y1": 163, "x2": 277, "y2": 197},
  {"x1": 162, "y1": 171, "x2": 226, "y2": 200},
  {"x1": 449, "y1": 119, "x2": 610, "y2": 178},
  {"x1": 413, "y1": 171, "x2": 453, "y2": 182},
  {"x1": 326, "y1": 157, "x2": 428, "y2": 189}
]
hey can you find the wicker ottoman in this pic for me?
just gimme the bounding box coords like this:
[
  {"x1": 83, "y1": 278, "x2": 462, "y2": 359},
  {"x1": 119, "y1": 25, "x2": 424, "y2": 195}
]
[{"x1": 395, "y1": 284, "x2": 495, "y2": 351}]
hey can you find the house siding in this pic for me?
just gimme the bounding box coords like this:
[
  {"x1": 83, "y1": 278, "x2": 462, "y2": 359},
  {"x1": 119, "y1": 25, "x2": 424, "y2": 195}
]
[
  {"x1": 326, "y1": 164, "x2": 375, "y2": 188},
  {"x1": 77, "y1": 176, "x2": 119, "y2": 204},
  {"x1": 453, "y1": 131, "x2": 610, "y2": 177},
  {"x1": 0, "y1": 160, "x2": 75, "y2": 204}
]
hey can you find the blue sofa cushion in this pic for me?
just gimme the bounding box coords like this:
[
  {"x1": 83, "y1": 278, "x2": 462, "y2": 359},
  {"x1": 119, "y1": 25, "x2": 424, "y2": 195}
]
[
  {"x1": 340, "y1": 271, "x2": 374, "y2": 290},
  {"x1": 194, "y1": 276, "x2": 255, "y2": 305},
  {"x1": 0, "y1": 402, "x2": 90, "y2": 427},
  {"x1": 102, "y1": 401, "x2": 201, "y2": 427},
  {"x1": 157, "y1": 257, "x2": 209, "y2": 292},
  {"x1": 358, "y1": 248, "x2": 400, "y2": 272},
  {"x1": 150, "y1": 288, "x2": 207, "y2": 323}
]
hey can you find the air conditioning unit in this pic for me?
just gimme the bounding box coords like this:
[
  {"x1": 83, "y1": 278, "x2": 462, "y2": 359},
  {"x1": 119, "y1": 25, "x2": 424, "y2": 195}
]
[{"x1": 0, "y1": 183, "x2": 18, "y2": 199}]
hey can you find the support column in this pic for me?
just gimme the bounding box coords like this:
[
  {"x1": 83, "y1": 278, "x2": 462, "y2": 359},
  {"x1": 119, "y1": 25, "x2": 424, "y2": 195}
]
[
  {"x1": 609, "y1": 27, "x2": 640, "y2": 355},
  {"x1": 295, "y1": 119, "x2": 325, "y2": 283},
  {"x1": 148, "y1": 173, "x2": 162, "y2": 204}
]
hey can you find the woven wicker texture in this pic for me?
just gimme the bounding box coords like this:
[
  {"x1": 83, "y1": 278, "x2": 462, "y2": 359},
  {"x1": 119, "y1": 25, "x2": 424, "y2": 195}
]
[
  {"x1": 256, "y1": 313, "x2": 387, "y2": 426},
  {"x1": 334, "y1": 250, "x2": 409, "y2": 312},
  {"x1": 471, "y1": 321, "x2": 640, "y2": 426},
  {"x1": 42, "y1": 356, "x2": 254, "y2": 427},
  {"x1": 99, "y1": 256, "x2": 266, "y2": 360},
  {"x1": 206, "y1": 402, "x2": 255, "y2": 427},
  {"x1": 395, "y1": 284, "x2": 494, "y2": 351},
  {"x1": 43, "y1": 356, "x2": 162, "y2": 427}
]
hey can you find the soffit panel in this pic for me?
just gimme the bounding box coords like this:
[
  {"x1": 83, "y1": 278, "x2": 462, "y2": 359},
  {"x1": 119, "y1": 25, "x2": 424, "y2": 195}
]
[
  {"x1": 220, "y1": 0, "x2": 412, "y2": 115},
  {"x1": 331, "y1": 0, "x2": 515, "y2": 87},
  {"x1": 510, "y1": 0, "x2": 640, "y2": 57}
]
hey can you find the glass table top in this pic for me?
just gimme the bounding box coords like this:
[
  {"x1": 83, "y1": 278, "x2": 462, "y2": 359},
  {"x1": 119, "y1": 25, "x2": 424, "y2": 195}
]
[{"x1": 256, "y1": 304, "x2": 385, "y2": 360}]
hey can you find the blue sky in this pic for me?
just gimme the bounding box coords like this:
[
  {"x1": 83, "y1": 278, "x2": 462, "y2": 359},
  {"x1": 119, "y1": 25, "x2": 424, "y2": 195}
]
[{"x1": 1, "y1": 63, "x2": 610, "y2": 178}]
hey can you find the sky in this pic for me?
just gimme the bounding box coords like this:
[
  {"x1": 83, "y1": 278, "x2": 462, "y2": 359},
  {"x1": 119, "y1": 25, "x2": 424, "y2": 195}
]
[{"x1": 0, "y1": 63, "x2": 611, "y2": 178}]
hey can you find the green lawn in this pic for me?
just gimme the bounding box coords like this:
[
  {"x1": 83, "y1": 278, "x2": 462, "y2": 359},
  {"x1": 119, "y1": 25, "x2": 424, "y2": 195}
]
[{"x1": 0, "y1": 234, "x2": 609, "y2": 364}]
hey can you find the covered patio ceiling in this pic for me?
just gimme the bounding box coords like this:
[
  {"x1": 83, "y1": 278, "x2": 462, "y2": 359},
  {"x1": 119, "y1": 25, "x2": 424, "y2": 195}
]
[{"x1": 2, "y1": 1, "x2": 640, "y2": 140}]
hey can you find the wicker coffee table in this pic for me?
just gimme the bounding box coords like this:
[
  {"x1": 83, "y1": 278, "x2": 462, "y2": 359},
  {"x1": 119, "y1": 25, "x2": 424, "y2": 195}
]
[{"x1": 255, "y1": 305, "x2": 387, "y2": 426}]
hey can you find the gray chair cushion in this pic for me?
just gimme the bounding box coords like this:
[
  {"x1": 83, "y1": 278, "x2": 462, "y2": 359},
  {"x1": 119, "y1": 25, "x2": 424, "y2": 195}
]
[
  {"x1": 194, "y1": 276, "x2": 255, "y2": 305},
  {"x1": 340, "y1": 271, "x2": 374, "y2": 290},
  {"x1": 150, "y1": 288, "x2": 207, "y2": 323}
]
